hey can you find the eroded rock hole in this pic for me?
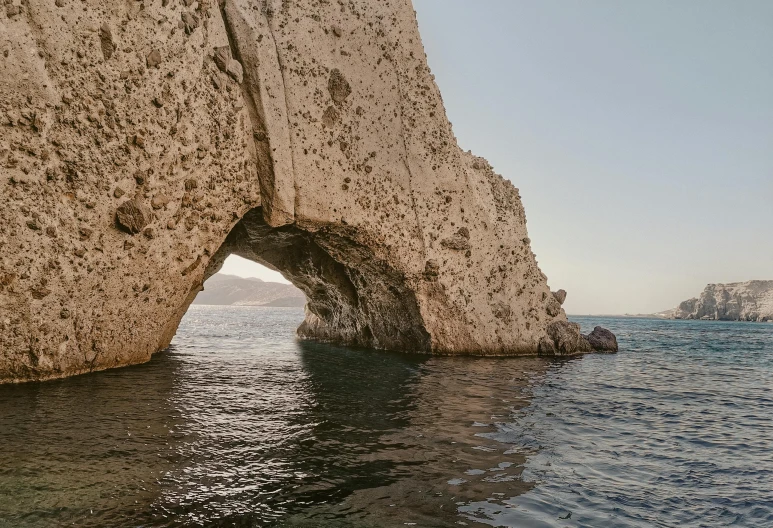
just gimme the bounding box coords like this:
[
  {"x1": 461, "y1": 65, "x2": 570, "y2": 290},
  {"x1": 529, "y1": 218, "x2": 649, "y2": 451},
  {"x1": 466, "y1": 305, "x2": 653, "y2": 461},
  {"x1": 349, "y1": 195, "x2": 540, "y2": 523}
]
[{"x1": 202, "y1": 208, "x2": 431, "y2": 352}]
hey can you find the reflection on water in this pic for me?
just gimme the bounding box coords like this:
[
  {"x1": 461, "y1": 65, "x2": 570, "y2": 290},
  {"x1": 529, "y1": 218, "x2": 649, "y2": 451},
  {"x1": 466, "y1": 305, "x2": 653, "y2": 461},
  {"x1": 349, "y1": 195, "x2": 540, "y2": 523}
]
[
  {"x1": 0, "y1": 349, "x2": 182, "y2": 527},
  {"x1": 0, "y1": 307, "x2": 550, "y2": 527},
  {"x1": 1, "y1": 309, "x2": 771, "y2": 527}
]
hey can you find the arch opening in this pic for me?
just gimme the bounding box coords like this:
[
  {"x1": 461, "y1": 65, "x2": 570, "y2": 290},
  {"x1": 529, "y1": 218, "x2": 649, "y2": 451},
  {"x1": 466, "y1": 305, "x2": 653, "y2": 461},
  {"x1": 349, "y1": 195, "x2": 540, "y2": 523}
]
[{"x1": 189, "y1": 208, "x2": 432, "y2": 353}]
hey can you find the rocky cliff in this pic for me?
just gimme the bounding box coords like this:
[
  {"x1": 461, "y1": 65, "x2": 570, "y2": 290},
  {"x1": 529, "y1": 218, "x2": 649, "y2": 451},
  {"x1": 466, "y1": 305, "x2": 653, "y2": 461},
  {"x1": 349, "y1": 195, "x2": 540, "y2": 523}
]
[
  {"x1": 193, "y1": 274, "x2": 304, "y2": 306},
  {"x1": 0, "y1": 0, "x2": 614, "y2": 383},
  {"x1": 665, "y1": 281, "x2": 773, "y2": 322}
]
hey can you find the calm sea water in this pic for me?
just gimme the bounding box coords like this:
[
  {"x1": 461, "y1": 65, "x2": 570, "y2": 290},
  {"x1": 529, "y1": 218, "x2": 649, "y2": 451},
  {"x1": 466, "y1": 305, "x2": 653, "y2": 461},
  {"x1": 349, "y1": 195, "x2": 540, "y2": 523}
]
[{"x1": 0, "y1": 308, "x2": 771, "y2": 527}]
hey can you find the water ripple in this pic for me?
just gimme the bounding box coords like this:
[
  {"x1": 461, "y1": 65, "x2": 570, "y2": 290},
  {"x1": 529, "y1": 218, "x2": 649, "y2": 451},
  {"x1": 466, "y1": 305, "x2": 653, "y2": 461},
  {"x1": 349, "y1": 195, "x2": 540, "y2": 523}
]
[{"x1": 0, "y1": 309, "x2": 770, "y2": 527}]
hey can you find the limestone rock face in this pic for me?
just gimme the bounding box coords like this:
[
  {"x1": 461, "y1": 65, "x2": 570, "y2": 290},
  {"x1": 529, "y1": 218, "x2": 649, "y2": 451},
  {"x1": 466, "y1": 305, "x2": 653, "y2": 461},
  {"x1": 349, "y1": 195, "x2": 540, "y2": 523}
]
[
  {"x1": 0, "y1": 0, "x2": 610, "y2": 383},
  {"x1": 665, "y1": 281, "x2": 773, "y2": 322}
]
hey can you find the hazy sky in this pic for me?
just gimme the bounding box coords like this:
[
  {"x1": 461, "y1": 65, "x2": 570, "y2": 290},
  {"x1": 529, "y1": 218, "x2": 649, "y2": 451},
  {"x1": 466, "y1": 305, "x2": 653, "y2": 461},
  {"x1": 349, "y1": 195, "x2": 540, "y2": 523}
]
[
  {"x1": 223, "y1": 0, "x2": 772, "y2": 314},
  {"x1": 220, "y1": 255, "x2": 290, "y2": 284}
]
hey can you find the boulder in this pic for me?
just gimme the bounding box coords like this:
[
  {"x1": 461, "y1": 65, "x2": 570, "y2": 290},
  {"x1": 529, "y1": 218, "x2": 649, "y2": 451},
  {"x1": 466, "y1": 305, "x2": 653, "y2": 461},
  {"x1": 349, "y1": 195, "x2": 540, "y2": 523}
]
[
  {"x1": 584, "y1": 326, "x2": 618, "y2": 353},
  {"x1": 543, "y1": 320, "x2": 582, "y2": 354},
  {"x1": 539, "y1": 321, "x2": 616, "y2": 356}
]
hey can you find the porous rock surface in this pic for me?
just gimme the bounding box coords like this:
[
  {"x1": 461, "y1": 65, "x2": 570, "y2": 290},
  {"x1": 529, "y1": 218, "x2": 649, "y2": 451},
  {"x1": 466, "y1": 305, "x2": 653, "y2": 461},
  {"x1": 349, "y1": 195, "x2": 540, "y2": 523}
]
[{"x1": 0, "y1": 0, "x2": 613, "y2": 383}]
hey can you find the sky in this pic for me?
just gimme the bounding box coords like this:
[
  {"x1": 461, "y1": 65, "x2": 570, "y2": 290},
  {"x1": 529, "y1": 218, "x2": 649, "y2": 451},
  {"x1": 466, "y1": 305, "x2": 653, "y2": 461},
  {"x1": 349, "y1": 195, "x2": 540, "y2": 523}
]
[
  {"x1": 219, "y1": 255, "x2": 291, "y2": 284},
  {"x1": 221, "y1": 0, "x2": 773, "y2": 315}
]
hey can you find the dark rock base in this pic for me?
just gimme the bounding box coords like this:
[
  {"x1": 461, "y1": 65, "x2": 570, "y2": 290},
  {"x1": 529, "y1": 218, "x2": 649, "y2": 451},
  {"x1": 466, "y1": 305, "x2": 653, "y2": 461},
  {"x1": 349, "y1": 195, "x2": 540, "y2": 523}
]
[{"x1": 538, "y1": 321, "x2": 618, "y2": 356}]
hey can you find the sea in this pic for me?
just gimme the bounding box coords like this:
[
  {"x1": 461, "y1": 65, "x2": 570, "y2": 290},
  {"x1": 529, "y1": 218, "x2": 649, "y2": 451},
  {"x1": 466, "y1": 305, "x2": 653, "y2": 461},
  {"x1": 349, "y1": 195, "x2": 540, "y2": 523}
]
[{"x1": 0, "y1": 308, "x2": 771, "y2": 527}]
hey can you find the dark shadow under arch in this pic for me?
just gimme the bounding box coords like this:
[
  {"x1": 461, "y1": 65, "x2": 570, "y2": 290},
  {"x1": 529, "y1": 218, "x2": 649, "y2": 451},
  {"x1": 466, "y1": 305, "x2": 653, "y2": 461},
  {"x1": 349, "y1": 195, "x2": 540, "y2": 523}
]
[{"x1": 199, "y1": 208, "x2": 432, "y2": 353}]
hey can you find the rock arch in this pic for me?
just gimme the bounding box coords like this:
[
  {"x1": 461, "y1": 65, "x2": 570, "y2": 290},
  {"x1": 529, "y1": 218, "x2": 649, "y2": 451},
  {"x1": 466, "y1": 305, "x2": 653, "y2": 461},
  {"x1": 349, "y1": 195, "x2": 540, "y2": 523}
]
[
  {"x1": 190, "y1": 207, "x2": 433, "y2": 353},
  {"x1": 0, "y1": 0, "x2": 609, "y2": 383}
]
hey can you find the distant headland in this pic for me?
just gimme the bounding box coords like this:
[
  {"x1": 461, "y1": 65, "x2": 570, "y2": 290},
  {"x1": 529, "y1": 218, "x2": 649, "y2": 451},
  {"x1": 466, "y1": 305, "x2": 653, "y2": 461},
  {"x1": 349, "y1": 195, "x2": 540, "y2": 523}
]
[
  {"x1": 655, "y1": 281, "x2": 773, "y2": 322},
  {"x1": 193, "y1": 274, "x2": 305, "y2": 308}
]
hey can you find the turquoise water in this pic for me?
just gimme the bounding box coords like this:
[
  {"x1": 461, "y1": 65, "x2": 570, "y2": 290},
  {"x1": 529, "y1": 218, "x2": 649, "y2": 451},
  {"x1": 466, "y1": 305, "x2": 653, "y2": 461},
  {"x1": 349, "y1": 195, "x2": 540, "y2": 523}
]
[{"x1": 0, "y1": 308, "x2": 771, "y2": 527}]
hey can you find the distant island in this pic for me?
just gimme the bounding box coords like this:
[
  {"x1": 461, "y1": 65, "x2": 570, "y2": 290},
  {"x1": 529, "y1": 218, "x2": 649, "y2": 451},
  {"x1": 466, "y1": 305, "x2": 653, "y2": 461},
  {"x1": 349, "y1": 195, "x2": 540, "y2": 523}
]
[
  {"x1": 656, "y1": 280, "x2": 773, "y2": 322},
  {"x1": 193, "y1": 274, "x2": 306, "y2": 308}
]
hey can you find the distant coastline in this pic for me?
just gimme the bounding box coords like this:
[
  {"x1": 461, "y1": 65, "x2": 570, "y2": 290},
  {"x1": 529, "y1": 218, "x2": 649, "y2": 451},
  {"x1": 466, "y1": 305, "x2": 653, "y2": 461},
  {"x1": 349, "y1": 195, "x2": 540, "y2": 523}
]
[
  {"x1": 193, "y1": 274, "x2": 306, "y2": 308},
  {"x1": 658, "y1": 280, "x2": 773, "y2": 323},
  {"x1": 571, "y1": 280, "x2": 773, "y2": 323},
  {"x1": 571, "y1": 314, "x2": 773, "y2": 322}
]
